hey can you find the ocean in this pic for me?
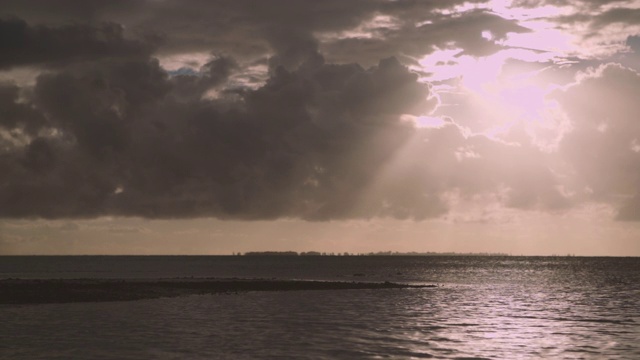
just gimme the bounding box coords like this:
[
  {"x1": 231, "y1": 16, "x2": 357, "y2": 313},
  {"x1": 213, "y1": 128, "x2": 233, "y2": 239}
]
[{"x1": 1, "y1": 256, "x2": 639, "y2": 359}]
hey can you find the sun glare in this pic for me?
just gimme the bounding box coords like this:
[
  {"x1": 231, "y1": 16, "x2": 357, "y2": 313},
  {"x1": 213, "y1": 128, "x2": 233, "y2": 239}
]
[
  {"x1": 408, "y1": 0, "x2": 593, "y2": 143},
  {"x1": 418, "y1": 48, "x2": 559, "y2": 137}
]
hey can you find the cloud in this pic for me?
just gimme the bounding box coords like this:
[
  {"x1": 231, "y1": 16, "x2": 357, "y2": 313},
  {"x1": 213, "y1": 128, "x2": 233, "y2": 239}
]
[
  {"x1": 1, "y1": 2, "x2": 638, "y2": 224},
  {"x1": 591, "y1": 8, "x2": 640, "y2": 27},
  {"x1": 0, "y1": 17, "x2": 155, "y2": 70},
  {"x1": 1, "y1": 38, "x2": 569, "y2": 221},
  {"x1": 0, "y1": 82, "x2": 46, "y2": 135},
  {"x1": 319, "y1": 9, "x2": 530, "y2": 65},
  {"x1": 170, "y1": 56, "x2": 238, "y2": 101},
  {"x1": 531, "y1": 1, "x2": 640, "y2": 58},
  {"x1": 514, "y1": 0, "x2": 633, "y2": 9},
  {"x1": 0, "y1": 1, "x2": 531, "y2": 68},
  {"x1": 554, "y1": 6, "x2": 640, "y2": 31},
  {"x1": 1, "y1": 48, "x2": 453, "y2": 219},
  {"x1": 553, "y1": 63, "x2": 640, "y2": 219},
  {"x1": 59, "y1": 222, "x2": 79, "y2": 231}
]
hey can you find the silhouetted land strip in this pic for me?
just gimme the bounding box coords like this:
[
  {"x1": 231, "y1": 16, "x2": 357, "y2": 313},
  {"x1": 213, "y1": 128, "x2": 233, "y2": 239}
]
[
  {"x1": 242, "y1": 251, "x2": 510, "y2": 256},
  {"x1": 0, "y1": 278, "x2": 435, "y2": 304}
]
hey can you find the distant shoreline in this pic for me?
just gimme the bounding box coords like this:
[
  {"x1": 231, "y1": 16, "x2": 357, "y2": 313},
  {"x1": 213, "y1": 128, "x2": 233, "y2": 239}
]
[
  {"x1": 0, "y1": 252, "x2": 517, "y2": 257},
  {"x1": 242, "y1": 251, "x2": 512, "y2": 256},
  {"x1": 0, "y1": 278, "x2": 436, "y2": 305},
  {"x1": 2, "y1": 254, "x2": 635, "y2": 257}
]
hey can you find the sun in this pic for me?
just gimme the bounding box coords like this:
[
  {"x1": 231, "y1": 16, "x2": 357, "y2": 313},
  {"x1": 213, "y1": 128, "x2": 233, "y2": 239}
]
[
  {"x1": 415, "y1": 47, "x2": 565, "y2": 144},
  {"x1": 410, "y1": 0, "x2": 576, "y2": 140}
]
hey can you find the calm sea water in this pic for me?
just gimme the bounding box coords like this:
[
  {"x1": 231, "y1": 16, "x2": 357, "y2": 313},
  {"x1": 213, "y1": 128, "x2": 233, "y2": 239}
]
[{"x1": 1, "y1": 256, "x2": 639, "y2": 359}]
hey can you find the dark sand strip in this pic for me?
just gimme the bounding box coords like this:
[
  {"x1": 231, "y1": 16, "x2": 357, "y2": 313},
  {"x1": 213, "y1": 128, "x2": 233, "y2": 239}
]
[{"x1": 0, "y1": 278, "x2": 435, "y2": 304}]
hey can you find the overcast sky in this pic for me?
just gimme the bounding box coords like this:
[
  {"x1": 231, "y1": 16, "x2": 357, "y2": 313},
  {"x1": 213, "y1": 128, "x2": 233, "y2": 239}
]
[{"x1": 2, "y1": 0, "x2": 640, "y2": 255}]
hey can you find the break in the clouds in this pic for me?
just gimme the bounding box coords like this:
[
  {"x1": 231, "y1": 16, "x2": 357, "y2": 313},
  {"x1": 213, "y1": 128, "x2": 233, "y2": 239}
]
[{"x1": 1, "y1": 0, "x2": 640, "y2": 224}]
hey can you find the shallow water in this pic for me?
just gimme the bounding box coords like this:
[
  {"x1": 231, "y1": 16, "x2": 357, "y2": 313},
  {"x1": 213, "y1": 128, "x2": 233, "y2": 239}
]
[{"x1": 2, "y1": 256, "x2": 639, "y2": 359}]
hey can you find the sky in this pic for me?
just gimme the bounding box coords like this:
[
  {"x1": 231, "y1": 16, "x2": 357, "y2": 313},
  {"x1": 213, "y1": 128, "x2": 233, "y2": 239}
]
[{"x1": 1, "y1": 0, "x2": 640, "y2": 255}]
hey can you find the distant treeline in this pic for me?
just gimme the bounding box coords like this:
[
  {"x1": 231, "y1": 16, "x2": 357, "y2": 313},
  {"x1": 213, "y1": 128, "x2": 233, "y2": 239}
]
[{"x1": 240, "y1": 251, "x2": 510, "y2": 256}]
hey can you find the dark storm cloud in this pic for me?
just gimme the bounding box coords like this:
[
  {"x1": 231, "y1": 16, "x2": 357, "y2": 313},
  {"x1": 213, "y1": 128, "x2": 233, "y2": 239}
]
[
  {"x1": 115, "y1": 56, "x2": 448, "y2": 220},
  {"x1": 1, "y1": 53, "x2": 446, "y2": 219},
  {"x1": 0, "y1": 17, "x2": 155, "y2": 70},
  {"x1": 33, "y1": 58, "x2": 170, "y2": 158},
  {"x1": 2, "y1": 49, "x2": 563, "y2": 220},
  {"x1": 0, "y1": 0, "x2": 525, "y2": 67},
  {"x1": 0, "y1": 82, "x2": 46, "y2": 135},
  {"x1": 0, "y1": 1, "x2": 573, "y2": 220},
  {"x1": 0, "y1": 0, "x2": 377, "y2": 63}
]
